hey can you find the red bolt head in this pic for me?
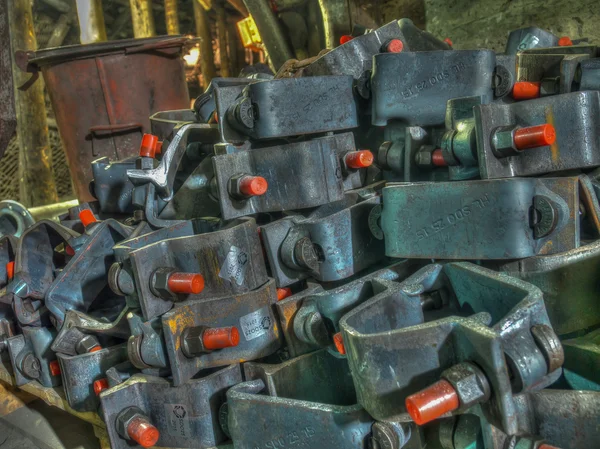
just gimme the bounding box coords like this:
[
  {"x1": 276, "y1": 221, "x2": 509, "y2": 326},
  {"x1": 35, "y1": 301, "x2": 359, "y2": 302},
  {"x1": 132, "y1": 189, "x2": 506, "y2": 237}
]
[
  {"x1": 385, "y1": 38, "x2": 404, "y2": 53},
  {"x1": 239, "y1": 176, "x2": 268, "y2": 197},
  {"x1": 444, "y1": 38, "x2": 453, "y2": 46},
  {"x1": 514, "y1": 124, "x2": 556, "y2": 150},
  {"x1": 49, "y1": 360, "x2": 61, "y2": 377},
  {"x1": 203, "y1": 326, "x2": 240, "y2": 350},
  {"x1": 167, "y1": 272, "x2": 205, "y2": 295},
  {"x1": 345, "y1": 150, "x2": 374, "y2": 169},
  {"x1": 127, "y1": 416, "x2": 160, "y2": 448},
  {"x1": 558, "y1": 36, "x2": 573, "y2": 46},
  {"x1": 65, "y1": 245, "x2": 75, "y2": 256},
  {"x1": 339, "y1": 35, "x2": 353, "y2": 45},
  {"x1": 93, "y1": 378, "x2": 109, "y2": 396},
  {"x1": 6, "y1": 261, "x2": 14, "y2": 280},
  {"x1": 333, "y1": 332, "x2": 346, "y2": 355},
  {"x1": 139, "y1": 134, "x2": 159, "y2": 158},
  {"x1": 512, "y1": 81, "x2": 541, "y2": 100},
  {"x1": 79, "y1": 209, "x2": 97, "y2": 227},
  {"x1": 276, "y1": 287, "x2": 292, "y2": 301},
  {"x1": 89, "y1": 345, "x2": 103, "y2": 353},
  {"x1": 431, "y1": 149, "x2": 447, "y2": 167},
  {"x1": 538, "y1": 445, "x2": 562, "y2": 449},
  {"x1": 405, "y1": 379, "x2": 460, "y2": 425}
]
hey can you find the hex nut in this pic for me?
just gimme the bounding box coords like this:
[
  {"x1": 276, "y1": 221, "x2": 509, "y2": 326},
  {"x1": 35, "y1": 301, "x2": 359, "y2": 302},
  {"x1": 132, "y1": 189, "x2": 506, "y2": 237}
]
[
  {"x1": 150, "y1": 268, "x2": 175, "y2": 299},
  {"x1": 442, "y1": 362, "x2": 491, "y2": 410},
  {"x1": 491, "y1": 126, "x2": 519, "y2": 158},
  {"x1": 227, "y1": 173, "x2": 255, "y2": 199},
  {"x1": 414, "y1": 145, "x2": 435, "y2": 167},
  {"x1": 76, "y1": 334, "x2": 101, "y2": 354},
  {"x1": 115, "y1": 406, "x2": 146, "y2": 440},
  {"x1": 135, "y1": 157, "x2": 154, "y2": 170},
  {"x1": 181, "y1": 326, "x2": 208, "y2": 358}
]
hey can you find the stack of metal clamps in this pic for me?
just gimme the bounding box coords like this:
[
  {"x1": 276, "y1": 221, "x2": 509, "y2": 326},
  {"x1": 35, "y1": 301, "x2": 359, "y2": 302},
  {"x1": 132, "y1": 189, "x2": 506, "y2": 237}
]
[{"x1": 1, "y1": 18, "x2": 600, "y2": 449}]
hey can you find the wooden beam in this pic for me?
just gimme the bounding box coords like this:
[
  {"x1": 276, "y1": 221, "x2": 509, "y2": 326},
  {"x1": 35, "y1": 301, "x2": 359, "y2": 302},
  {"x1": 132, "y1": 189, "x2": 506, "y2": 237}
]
[{"x1": 8, "y1": 0, "x2": 58, "y2": 206}]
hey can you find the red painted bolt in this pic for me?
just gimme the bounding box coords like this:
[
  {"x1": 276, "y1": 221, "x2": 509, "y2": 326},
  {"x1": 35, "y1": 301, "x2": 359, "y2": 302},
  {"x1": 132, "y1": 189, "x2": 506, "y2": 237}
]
[
  {"x1": 405, "y1": 379, "x2": 460, "y2": 425},
  {"x1": 512, "y1": 81, "x2": 541, "y2": 100},
  {"x1": 6, "y1": 261, "x2": 14, "y2": 280},
  {"x1": 127, "y1": 416, "x2": 160, "y2": 448},
  {"x1": 431, "y1": 149, "x2": 447, "y2": 167},
  {"x1": 65, "y1": 245, "x2": 75, "y2": 256},
  {"x1": 203, "y1": 326, "x2": 240, "y2": 350},
  {"x1": 558, "y1": 36, "x2": 573, "y2": 47},
  {"x1": 444, "y1": 38, "x2": 453, "y2": 46},
  {"x1": 538, "y1": 445, "x2": 561, "y2": 449},
  {"x1": 89, "y1": 345, "x2": 103, "y2": 353},
  {"x1": 276, "y1": 287, "x2": 292, "y2": 301},
  {"x1": 333, "y1": 332, "x2": 346, "y2": 355},
  {"x1": 49, "y1": 360, "x2": 61, "y2": 377},
  {"x1": 239, "y1": 176, "x2": 268, "y2": 197},
  {"x1": 79, "y1": 209, "x2": 97, "y2": 227},
  {"x1": 345, "y1": 150, "x2": 374, "y2": 169},
  {"x1": 154, "y1": 141, "x2": 163, "y2": 155},
  {"x1": 339, "y1": 35, "x2": 353, "y2": 45},
  {"x1": 167, "y1": 272, "x2": 205, "y2": 295},
  {"x1": 93, "y1": 378, "x2": 109, "y2": 396},
  {"x1": 139, "y1": 134, "x2": 159, "y2": 158},
  {"x1": 384, "y1": 39, "x2": 404, "y2": 53},
  {"x1": 514, "y1": 124, "x2": 556, "y2": 150}
]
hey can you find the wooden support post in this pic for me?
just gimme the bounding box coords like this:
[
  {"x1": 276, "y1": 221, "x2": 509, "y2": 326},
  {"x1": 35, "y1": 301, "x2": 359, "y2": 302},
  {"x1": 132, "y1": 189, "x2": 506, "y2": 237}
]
[
  {"x1": 227, "y1": 21, "x2": 240, "y2": 76},
  {"x1": 75, "y1": 0, "x2": 107, "y2": 44},
  {"x1": 164, "y1": 0, "x2": 180, "y2": 35},
  {"x1": 129, "y1": 0, "x2": 156, "y2": 38},
  {"x1": 215, "y1": 1, "x2": 231, "y2": 77},
  {"x1": 8, "y1": 0, "x2": 58, "y2": 207},
  {"x1": 193, "y1": 0, "x2": 217, "y2": 88}
]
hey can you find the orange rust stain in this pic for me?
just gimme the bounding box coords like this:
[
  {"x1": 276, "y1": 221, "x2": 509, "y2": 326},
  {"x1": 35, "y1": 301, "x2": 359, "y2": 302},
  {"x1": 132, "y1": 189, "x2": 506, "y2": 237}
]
[
  {"x1": 208, "y1": 250, "x2": 224, "y2": 286},
  {"x1": 165, "y1": 308, "x2": 196, "y2": 351},
  {"x1": 0, "y1": 383, "x2": 33, "y2": 415},
  {"x1": 545, "y1": 106, "x2": 559, "y2": 164}
]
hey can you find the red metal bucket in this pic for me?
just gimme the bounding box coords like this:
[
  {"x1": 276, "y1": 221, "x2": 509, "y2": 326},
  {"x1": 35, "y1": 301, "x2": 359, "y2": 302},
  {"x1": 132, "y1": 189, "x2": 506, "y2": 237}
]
[{"x1": 22, "y1": 36, "x2": 190, "y2": 201}]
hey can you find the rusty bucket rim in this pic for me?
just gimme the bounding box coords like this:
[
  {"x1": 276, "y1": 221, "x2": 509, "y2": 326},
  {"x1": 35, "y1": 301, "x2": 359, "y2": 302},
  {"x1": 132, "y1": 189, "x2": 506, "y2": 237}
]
[{"x1": 25, "y1": 35, "x2": 189, "y2": 68}]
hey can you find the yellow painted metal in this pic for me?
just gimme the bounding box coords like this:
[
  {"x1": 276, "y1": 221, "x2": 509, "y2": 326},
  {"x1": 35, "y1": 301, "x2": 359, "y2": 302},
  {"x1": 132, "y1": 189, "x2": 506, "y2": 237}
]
[
  {"x1": 237, "y1": 15, "x2": 262, "y2": 51},
  {"x1": 93, "y1": 425, "x2": 112, "y2": 449},
  {"x1": 197, "y1": 0, "x2": 212, "y2": 10},
  {"x1": 0, "y1": 382, "x2": 36, "y2": 416},
  {"x1": 75, "y1": 0, "x2": 108, "y2": 44},
  {"x1": 129, "y1": 0, "x2": 156, "y2": 38},
  {"x1": 0, "y1": 366, "x2": 104, "y2": 427},
  {"x1": 8, "y1": 0, "x2": 58, "y2": 207},
  {"x1": 28, "y1": 199, "x2": 79, "y2": 222},
  {"x1": 164, "y1": 0, "x2": 180, "y2": 35}
]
